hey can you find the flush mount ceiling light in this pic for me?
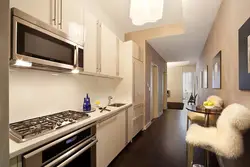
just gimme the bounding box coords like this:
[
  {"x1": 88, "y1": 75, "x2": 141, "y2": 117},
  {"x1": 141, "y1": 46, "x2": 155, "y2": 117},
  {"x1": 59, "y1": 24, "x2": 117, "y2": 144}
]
[{"x1": 130, "y1": 0, "x2": 164, "y2": 26}]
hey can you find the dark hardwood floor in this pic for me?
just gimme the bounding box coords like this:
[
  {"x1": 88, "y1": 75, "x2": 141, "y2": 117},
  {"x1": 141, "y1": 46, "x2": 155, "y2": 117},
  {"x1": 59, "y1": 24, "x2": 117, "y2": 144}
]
[{"x1": 109, "y1": 109, "x2": 220, "y2": 167}]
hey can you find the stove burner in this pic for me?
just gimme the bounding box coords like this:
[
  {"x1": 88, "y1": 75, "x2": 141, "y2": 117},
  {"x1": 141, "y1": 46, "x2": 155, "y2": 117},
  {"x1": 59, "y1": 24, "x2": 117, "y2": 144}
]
[{"x1": 9, "y1": 110, "x2": 90, "y2": 143}]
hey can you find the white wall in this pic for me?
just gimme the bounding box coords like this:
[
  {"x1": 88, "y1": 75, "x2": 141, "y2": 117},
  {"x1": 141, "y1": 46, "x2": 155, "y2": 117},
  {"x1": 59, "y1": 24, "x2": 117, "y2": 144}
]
[
  {"x1": 9, "y1": 69, "x2": 119, "y2": 123},
  {"x1": 0, "y1": 0, "x2": 9, "y2": 166}
]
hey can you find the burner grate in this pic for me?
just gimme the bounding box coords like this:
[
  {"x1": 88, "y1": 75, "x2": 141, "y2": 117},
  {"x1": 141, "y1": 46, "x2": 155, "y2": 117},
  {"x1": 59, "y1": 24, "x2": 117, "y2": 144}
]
[{"x1": 9, "y1": 110, "x2": 89, "y2": 142}]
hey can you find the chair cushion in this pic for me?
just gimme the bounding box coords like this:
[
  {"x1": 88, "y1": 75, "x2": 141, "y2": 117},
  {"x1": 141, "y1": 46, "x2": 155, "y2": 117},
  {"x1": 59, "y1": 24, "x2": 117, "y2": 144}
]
[{"x1": 188, "y1": 112, "x2": 218, "y2": 126}]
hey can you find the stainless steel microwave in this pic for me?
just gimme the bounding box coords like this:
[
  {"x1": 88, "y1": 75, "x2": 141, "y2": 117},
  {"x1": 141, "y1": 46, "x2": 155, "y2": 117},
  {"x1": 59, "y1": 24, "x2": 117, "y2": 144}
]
[{"x1": 10, "y1": 8, "x2": 84, "y2": 71}]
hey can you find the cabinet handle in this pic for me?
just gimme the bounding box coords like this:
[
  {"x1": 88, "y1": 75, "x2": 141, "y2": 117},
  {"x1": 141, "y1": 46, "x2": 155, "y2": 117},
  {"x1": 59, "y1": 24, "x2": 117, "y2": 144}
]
[
  {"x1": 99, "y1": 22, "x2": 102, "y2": 73},
  {"x1": 133, "y1": 60, "x2": 136, "y2": 103},
  {"x1": 58, "y1": 0, "x2": 63, "y2": 29},
  {"x1": 52, "y1": 0, "x2": 57, "y2": 25}
]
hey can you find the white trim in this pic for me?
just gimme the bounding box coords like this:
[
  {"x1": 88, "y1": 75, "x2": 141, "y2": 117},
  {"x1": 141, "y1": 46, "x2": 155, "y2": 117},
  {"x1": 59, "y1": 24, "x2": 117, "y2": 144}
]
[{"x1": 143, "y1": 121, "x2": 152, "y2": 131}]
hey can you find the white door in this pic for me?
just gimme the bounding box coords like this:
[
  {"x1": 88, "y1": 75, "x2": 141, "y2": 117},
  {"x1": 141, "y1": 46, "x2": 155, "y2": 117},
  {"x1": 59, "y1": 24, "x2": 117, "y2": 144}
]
[
  {"x1": 60, "y1": 0, "x2": 85, "y2": 45},
  {"x1": 84, "y1": 11, "x2": 98, "y2": 73},
  {"x1": 100, "y1": 24, "x2": 117, "y2": 76},
  {"x1": 10, "y1": 0, "x2": 52, "y2": 25}
]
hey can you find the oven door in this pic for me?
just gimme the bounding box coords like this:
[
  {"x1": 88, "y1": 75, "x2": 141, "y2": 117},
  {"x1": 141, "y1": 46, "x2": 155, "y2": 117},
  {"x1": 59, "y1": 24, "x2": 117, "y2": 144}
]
[
  {"x1": 11, "y1": 9, "x2": 77, "y2": 70},
  {"x1": 44, "y1": 137, "x2": 97, "y2": 167}
]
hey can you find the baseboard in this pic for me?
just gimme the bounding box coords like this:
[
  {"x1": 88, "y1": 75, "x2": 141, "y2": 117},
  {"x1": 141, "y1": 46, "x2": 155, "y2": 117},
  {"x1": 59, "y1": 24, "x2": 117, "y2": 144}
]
[{"x1": 143, "y1": 121, "x2": 152, "y2": 131}]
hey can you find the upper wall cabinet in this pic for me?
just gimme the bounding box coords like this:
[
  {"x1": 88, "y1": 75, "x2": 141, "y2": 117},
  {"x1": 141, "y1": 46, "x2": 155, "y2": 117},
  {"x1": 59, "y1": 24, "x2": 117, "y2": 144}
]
[
  {"x1": 10, "y1": 0, "x2": 85, "y2": 46},
  {"x1": 84, "y1": 10, "x2": 99, "y2": 73},
  {"x1": 10, "y1": 0, "x2": 52, "y2": 25},
  {"x1": 100, "y1": 24, "x2": 118, "y2": 76},
  {"x1": 60, "y1": 0, "x2": 85, "y2": 45}
]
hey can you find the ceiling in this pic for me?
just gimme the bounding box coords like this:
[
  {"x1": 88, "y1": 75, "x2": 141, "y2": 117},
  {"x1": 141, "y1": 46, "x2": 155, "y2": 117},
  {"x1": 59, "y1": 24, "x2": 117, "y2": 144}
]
[
  {"x1": 148, "y1": 0, "x2": 222, "y2": 63},
  {"x1": 92, "y1": 0, "x2": 183, "y2": 33}
]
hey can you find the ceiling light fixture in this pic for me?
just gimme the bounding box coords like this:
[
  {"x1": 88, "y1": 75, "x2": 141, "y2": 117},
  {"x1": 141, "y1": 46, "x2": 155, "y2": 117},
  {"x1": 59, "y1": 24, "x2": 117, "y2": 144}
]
[
  {"x1": 14, "y1": 59, "x2": 32, "y2": 67},
  {"x1": 130, "y1": 0, "x2": 164, "y2": 26}
]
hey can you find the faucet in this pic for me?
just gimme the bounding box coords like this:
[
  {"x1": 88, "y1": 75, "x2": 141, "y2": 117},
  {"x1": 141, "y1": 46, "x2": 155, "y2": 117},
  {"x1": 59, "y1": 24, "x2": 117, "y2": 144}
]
[{"x1": 108, "y1": 96, "x2": 113, "y2": 105}]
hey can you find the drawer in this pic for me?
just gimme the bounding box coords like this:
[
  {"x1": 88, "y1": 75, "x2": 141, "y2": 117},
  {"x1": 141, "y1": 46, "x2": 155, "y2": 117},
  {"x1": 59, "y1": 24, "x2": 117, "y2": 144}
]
[
  {"x1": 133, "y1": 114, "x2": 144, "y2": 137},
  {"x1": 133, "y1": 104, "x2": 144, "y2": 118}
]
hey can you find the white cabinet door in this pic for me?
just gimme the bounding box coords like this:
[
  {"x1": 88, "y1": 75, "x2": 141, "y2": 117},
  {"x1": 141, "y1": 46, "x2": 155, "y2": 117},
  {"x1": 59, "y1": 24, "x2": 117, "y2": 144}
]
[
  {"x1": 115, "y1": 110, "x2": 126, "y2": 155},
  {"x1": 133, "y1": 58, "x2": 144, "y2": 105},
  {"x1": 127, "y1": 106, "x2": 134, "y2": 143},
  {"x1": 84, "y1": 11, "x2": 99, "y2": 73},
  {"x1": 100, "y1": 24, "x2": 117, "y2": 76},
  {"x1": 10, "y1": 0, "x2": 52, "y2": 25},
  {"x1": 96, "y1": 110, "x2": 126, "y2": 167},
  {"x1": 60, "y1": 0, "x2": 85, "y2": 45},
  {"x1": 133, "y1": 104, "x2": 144, "y2": 137},
  {"x1": 97, "y1": 116, "x2": 117, "y2": 167}
]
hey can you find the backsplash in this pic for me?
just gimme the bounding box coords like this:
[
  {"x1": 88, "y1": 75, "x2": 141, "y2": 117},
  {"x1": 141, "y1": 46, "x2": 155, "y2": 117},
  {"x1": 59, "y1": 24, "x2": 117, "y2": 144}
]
[{"x1": 9, "y1": 68, "x2": 118, "y2": 123}]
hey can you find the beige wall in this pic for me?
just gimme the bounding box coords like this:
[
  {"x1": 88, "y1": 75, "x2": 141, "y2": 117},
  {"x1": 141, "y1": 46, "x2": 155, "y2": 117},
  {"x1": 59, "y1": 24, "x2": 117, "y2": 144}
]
[
  {"x1": 0, "y1": 0, "x2": 9, "y2": 166},
  {"x1": 145, "y1": 42, "x2": 167, "y2": 123},
  {"x1": 167, "y1": 66, "x2": 183, "y2": 102},
  {"x1": 125, "y1": 25, "x2": 182, "y2": 124},
  {"x1": 197, "y1": 0, "x2": 250, "y2": 109},
  {"x1": 167, "y1": 65, "x2": 196, "y2": 102}
]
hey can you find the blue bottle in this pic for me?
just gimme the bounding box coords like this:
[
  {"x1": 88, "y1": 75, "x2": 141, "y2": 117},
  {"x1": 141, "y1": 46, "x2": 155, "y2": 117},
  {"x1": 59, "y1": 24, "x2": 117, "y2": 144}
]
[
  {"x1": 83, "y1": 94, "x2": 91, "y2": 111},
  {"x1": 83, "y1": 97, "x2": 87, "y2": 111}
]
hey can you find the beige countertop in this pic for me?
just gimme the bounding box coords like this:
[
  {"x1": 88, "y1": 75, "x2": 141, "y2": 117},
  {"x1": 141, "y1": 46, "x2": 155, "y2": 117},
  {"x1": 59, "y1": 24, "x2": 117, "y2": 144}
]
[{"x1": 9, "y1": 103, "x2": 132, "y2": 159}]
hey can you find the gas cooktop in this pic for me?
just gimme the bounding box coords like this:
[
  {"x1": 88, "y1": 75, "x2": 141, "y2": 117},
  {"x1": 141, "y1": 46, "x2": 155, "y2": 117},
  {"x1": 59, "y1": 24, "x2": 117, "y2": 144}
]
[{"x1": 9, "y1": 110, "x2": 90, "y2": 143}]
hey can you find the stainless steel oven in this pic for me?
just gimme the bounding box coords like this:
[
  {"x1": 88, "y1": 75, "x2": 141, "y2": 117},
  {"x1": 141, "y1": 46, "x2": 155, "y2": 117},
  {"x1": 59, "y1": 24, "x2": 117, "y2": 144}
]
[
  {"x1": 23, "y1": 123, "x2": 97, "y2": 167},
  {"x1": 11, "y1": 8, "x2": 83, "y2": 71}
]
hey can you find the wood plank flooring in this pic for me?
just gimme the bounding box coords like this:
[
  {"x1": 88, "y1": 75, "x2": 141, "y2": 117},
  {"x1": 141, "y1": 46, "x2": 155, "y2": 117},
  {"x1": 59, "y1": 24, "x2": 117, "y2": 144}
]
[{"x1": 109, "y1": 109, "x2": 219, "y2": 167}]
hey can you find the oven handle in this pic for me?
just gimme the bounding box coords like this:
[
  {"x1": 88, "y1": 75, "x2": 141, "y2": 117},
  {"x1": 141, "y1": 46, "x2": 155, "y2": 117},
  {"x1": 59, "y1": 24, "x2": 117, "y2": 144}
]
[
  {"x1": 57, "y1": 139, "x2": 97, "y2": 167},
  {"x1": 24, "y1": 122, "x2": 96, "y2": 159},
  {"x1": 44, "y1": 136, "x2": 97, "y2": 167}
]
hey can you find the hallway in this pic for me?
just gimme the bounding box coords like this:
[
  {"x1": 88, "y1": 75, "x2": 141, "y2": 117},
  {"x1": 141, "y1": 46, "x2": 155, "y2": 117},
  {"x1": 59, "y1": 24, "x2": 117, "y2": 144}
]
[
  {"x1": 109, "y1": 110, "x2": 187, "y2": 167},
  {"x1": 109, "y1": 109, "x2": 219, "y2": 167}
]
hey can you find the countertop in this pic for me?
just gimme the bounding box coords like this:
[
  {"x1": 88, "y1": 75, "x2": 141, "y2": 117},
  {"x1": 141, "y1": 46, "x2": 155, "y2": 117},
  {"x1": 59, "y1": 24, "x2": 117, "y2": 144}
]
[{"x1": 9, "y1": 103, "x2": 132, "y2": 159}]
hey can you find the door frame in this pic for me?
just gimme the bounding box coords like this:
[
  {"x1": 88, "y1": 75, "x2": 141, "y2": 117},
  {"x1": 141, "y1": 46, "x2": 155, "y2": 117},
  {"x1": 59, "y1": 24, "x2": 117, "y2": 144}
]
[
  {"x1": 150, "y1": 63, "x2": 159, "y2": 120},
  {"x1": 0, "y1": 0, "x2": 10, "y2": 166}
]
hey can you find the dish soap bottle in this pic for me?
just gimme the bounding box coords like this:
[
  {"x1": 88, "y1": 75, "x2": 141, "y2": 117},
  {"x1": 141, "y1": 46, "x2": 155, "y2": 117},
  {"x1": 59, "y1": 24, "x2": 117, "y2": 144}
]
[{"x1": 86, "y1": 94, "x2": 91, "y2": 111}]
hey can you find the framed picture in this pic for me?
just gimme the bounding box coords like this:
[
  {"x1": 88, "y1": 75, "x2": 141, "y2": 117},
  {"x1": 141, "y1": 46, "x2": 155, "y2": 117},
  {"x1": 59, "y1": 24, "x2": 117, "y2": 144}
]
[
  {"x1": 200, "y1": 71, "x2": 203, "y2": 88},
  {"x1": 203, "y1": 66, "x2": 208, "y2": 88},
  {"x1": 239, "y1": 17, "x2": 250, "y2": 90},
  {"x1": 212, "y1": 51, "x2": 222, "y2": 89}
]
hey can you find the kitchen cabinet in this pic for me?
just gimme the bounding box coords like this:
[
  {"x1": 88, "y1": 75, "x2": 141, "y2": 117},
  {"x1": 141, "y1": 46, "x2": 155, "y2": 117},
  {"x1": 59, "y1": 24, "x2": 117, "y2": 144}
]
[
  {"x1": 84, "y1": 11, "x2": 99, "y2": 73},
  {"x1": 84, "y1": 12, "x2": 120, "y2": 77},
  {"x1": 60, "y1": 0, "x2": 85, "y2": 45},
  {"x1": 100, "y1": 24, "x2": 118, "y2": 76},
  {"x1": 10, "y1": 0, "x2": 52, "y2": 25},
  {"x1": 133, "y1": 58, "x2": 144, "y2": 105},
  {"x1": 132, "y1": 42, "x2": 142, "y2": 62},
  {"x1": 10, "y1": 0, "x2": 85, "y2": 46},
  {"x1": 97, "y1": 110, "x2": 126, "y2": 167},
  {"x1": 133, "y1": 104, "x2": 144, "y2": 137},
  {"x1": 126, "y1": 106, "x2": 134, "y2": 143}
]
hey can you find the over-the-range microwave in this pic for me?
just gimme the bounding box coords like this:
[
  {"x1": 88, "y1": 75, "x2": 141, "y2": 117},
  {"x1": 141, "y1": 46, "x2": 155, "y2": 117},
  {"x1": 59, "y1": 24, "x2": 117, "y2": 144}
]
[{"x1": 10, "y1": 8, "x2": 84, "y2": 71}]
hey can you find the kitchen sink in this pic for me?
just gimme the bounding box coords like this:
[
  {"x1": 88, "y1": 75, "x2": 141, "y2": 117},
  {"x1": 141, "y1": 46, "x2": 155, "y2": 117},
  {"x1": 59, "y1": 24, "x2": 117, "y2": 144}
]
[{"x1": 108, "y1": 103, "x2": 126, "y2": 107}]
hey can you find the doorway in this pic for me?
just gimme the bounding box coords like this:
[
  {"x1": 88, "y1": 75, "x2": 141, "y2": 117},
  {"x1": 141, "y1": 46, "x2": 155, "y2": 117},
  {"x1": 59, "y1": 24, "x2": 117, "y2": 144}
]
[{"x1": 150, "y1": 64, "x2": 159, "y2": 120}]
